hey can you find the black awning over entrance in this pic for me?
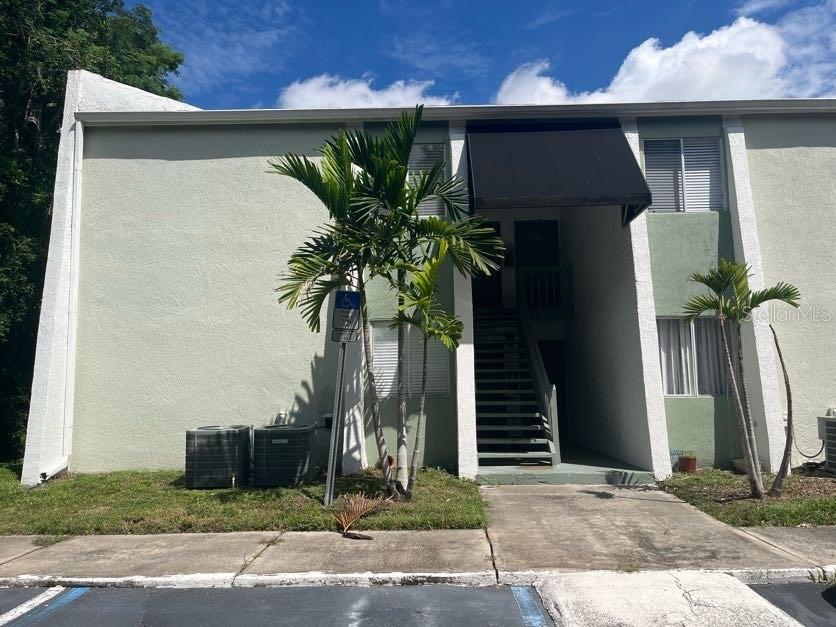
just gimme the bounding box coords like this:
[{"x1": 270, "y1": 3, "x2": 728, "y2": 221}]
[{"x1": 466, "y1": 126, "x2": 652, "y2": 225}]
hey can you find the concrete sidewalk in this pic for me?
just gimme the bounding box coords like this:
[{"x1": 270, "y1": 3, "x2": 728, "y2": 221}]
[{"x1": 0, "y1": 485, "x2": 833, "y2": 588}]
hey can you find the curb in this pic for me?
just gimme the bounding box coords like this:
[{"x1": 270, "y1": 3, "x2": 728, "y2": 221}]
[{"x1": 0, "y1": 566, "x2": 832, "y2": 589}]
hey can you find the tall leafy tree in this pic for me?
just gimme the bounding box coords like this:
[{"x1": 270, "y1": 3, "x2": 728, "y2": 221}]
[
  {"x1": 683, "y1": 259, "x2": 800, "y2": 499},
  {"x1": 0, "y1": 0, "x2": 183, "y2": 460}
]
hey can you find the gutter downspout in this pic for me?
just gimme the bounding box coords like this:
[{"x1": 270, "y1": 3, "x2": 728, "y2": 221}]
[{"x1": 40, "y1": 120, "x2": 83, "y2": 483}]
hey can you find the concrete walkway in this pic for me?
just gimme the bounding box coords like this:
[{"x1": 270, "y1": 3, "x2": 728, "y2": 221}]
[
  {"x1": 0, "y1": 486, "x2": 832, "y2": 588},
  {"x1": 482, "y1": 484, "x2": 834, "y2": 576}
]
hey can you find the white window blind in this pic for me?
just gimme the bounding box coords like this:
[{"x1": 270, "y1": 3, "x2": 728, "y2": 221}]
[
  {"x1": 409, "y1": 143, "x2": 447, "y2": 217},
  {"x1": 644, "y1": 139, "x2": 683, "y2": 212},
  {"x1": 656, "y1": 317, "x2": 736, "y2": 396},
  {"x1": 371, "y1": 322, "x2": 398, "y2": 397},
  {"x1": 644, "y1": 138, "x2": 725, "y2": 212},
  {"x1": 683, "y1": 138, "x2": 724, "y2": 212},
  {"x1": 371, "y1": 321, "x2": 450, "y2": 397},
  {"x1": 408, "y1": 329, "x2": 450, "y2": 397},
  {"x1": 657, "y1": 318, "x2": 693, "y2": 395},
  {"x1": 694, "y1": 318, "x2": 734, "y2": 396}
]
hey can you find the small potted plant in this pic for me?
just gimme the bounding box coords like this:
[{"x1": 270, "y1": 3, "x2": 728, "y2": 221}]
[{"x1": 678, "y1": 451, "x2": 698, "y2": 473}]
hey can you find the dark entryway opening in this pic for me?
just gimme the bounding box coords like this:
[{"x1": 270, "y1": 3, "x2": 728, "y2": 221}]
[{"x1": 472, "y1": 221, "x2": 503, "y2": 309}]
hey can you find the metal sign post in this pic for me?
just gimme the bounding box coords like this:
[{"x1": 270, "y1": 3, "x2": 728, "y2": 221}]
[{"x1": 324, "y1": 290, "x2": 361, "y2": 507}]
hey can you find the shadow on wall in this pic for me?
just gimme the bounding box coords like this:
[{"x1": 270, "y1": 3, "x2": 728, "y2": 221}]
[
  {"x1": 273, "y1": 292, "x2": 364, "y2": 473},
  {"x1": 84, "y1": 126, "x2": 329, "y2": 161}
]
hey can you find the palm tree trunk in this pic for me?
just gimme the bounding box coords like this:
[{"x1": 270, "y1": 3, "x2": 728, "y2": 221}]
[
  {"x1": 769, "y1": 324, "x2": 793, "y2": 497},
  {"x1": 720, "y1": 319, "x2": 764, "y2": 498},
  {"x1": 407, "y1": 336, "x2": 428, "y2": 498},
  {"x1": 358, "y1": 275, "x2": 393, "y2": 492},
  {"x1": 735, "y1": 325, "x2": 762, "y2": 483},
  {"x1": 395, "y1": 270, "x2": 409, "y2": 496}
]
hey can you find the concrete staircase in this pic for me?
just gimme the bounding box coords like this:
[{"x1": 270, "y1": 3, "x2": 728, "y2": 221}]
[{"x1": 473, "y1": 309, "x2": 557, "y2": 466}]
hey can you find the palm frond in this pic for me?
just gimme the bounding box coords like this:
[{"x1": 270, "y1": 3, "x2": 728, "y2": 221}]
[
  {"x1": 749, "y1": 282, "x2": 801, "y2": 310},
  {"x1": 683, "y1": 294, "x2": 722, "y2": 320}
]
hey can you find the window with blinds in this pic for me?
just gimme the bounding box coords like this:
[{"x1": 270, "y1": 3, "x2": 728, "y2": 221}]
[
  {"x1": 656, "y1": 317, "x2": 735, "y2": 396},
  {"x1": 409, "y1": 143, "x2": 447, "y2": 217},
  {"x1": 371, "y1": 321, "x2": 450, "y2": 397},
  {"x1": 643, "y1": 138, "x2": 725, "y2": 212}
]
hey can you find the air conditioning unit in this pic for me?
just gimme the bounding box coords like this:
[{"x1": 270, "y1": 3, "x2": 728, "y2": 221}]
[
  {"x1": 253, "y1": 424, "x2": 315, "y2": 487},
  {"x1": 185, "y1": 425, "x2": 251, "y2": 489},
  {"x1": 818, "y1": 408, "x2": 836, "y2": 473}
]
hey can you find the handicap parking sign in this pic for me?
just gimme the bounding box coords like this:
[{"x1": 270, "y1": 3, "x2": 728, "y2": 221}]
[{"x1": 333, "y1": 290, "x2": 361, "y2": 331}]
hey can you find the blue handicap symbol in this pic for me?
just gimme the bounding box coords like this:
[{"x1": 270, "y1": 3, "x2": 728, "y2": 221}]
[{"x1": 335, "y1": 291, "x2": 361, "y2": 310}]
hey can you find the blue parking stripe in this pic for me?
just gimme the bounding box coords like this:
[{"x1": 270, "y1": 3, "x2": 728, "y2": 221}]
[
  {"x1": 511, "y1": 586, "x2": 548, "y2": 627},
  {"x1": 11, "y1": 587, "x2": 89, "y2": 626}
]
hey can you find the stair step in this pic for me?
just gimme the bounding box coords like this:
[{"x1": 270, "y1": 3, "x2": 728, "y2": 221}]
[
  {"x1": 476, "y1": 378, "x2": 533, "y2": 384},
  {"x1": 477, "y1": 437, "x2": 551, "y2": 445},
  {"x1": 476, "y1": 401, "x2": 538, "y2": 407},
  {"x1": 477, "y1": 412, "x2": 544, "y2": 419},
  {"x1": 476, "y1": 369, "x2": 531, "y2": 374},
  {"x1": 476, "y1": 425, "x2": 546, "y2": 432},
  {"x1": 477, "y1": 451, "x2": 554, "y2": 460},
  {"x1": 476, "y1": 358, "x2": 529, "y2": 363},
  {"x1": 476, "y1": 389, "x2": 536, "y2": 395}
]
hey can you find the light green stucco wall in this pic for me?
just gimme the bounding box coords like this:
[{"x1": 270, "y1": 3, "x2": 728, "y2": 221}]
[
  {"x1": 363, "y1": 247, "x2": 458, "y2": 471},
  {"x1": 73, "y1": 125, "x2": 345, "y2": 472},
  {"x1": 642, "y1": 116, "x2": 739, "y2": 468},
  {"x1": 664, "y1": 397, "x2": 741, "y2": 468},
  {"x1": 647, "y1": 212, "x2": 735, "y2": 316},
  {"x1": 744, "y1": 114, "x2": 836, "y2": 463}
]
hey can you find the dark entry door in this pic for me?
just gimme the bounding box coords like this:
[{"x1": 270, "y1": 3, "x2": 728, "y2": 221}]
[
  {"x1": 471, "y1": 221, "x2": 503, "y2": 308},
  {"x1": 514, "y1": 220, "x2": 560, "y2": 267}
]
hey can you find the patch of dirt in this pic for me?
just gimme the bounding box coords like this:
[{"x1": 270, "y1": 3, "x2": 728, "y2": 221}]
[{"x1": 712, "y1": 469, "x2": 835, "y2": 503}]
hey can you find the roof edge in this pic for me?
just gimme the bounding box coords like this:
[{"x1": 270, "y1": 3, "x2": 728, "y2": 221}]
[{"x1": 74, "y1": 99, "x2": 836, "y2": 127}]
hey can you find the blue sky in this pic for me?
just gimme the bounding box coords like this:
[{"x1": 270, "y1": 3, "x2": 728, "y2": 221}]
[{"x1": 138, "y1": 0, "x2": 836, "y2": 109}]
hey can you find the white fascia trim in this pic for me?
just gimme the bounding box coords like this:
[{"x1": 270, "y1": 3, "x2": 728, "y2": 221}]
[
  {"x1": 620, "y1": 117, "x2": 672, "y2": 479},
  {"x1": 722, "y1": 116, "x2": 784, "y2": 471},
  {"x1": 450, "y1": 123, "x2": 478, "y2": 479},
  {"x1": 74, "y1": 98, "x2": 836, "y2": 127}
]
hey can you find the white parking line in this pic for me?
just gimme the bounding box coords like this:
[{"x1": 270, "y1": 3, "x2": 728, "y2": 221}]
[{"x1": 0, "y1": 586, "x2": 65, "y2": 625}]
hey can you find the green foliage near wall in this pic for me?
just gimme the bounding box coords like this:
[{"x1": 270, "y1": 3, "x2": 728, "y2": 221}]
[{"x1": 0, "y1": 0, "x2": 183, "y2": 460}]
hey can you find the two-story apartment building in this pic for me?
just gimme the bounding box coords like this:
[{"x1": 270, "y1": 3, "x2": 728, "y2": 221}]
[{"x1": 20, "y1": 71, "x2": 836, "y2": 485}]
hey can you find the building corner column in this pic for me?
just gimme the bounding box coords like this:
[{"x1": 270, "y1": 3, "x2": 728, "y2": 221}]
[
  {"x1": 722, "y1": 115, "x2": 783, "y2": 472},
  {"x1": 450, "y1": 123, "x2": 478, "y2": 479},
  {"x1": 620, "y1": 117, "x2": 672, "y2": 479}
]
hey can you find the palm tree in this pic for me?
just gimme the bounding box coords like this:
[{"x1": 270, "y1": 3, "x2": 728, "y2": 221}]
[
  {"x1": 395, "y1": 242, "x2": 464, "y2": 498},
  {"x1": 272, "y1": 107, "x2": 503, "y2": 495},
  {"x1": 270, "y1": 131, "x2": 397, "y2": 489},
  {"x1": 345, "y1": 106, "x2": 503, "y2": 495},
  {"x1": 683, "y1": 259, "x2": 800, "y2": 499}
]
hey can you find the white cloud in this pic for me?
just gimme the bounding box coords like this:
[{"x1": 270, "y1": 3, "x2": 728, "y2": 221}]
[
  {"x1": 735, "y1": 0, "x2": 794, "y2": 16},
  {"x1": 495, "y1": 3, "x2": 835, "y2": 104},
  {"x1": 277, "y1": 74, "x2": 455, "y2": 109}
]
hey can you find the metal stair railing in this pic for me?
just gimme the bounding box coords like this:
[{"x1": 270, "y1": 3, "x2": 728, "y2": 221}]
[{"x1": 518, "y1": 299, "x2": 561, "y2": 465}]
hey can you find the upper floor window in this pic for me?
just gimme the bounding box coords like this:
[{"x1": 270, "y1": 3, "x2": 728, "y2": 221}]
[
  {"x1": 409, "y1": 143, "x2": 447, "y2": 218},
  {"x1": 643, "y1": 138, "x2": 726, "y2": 213}
]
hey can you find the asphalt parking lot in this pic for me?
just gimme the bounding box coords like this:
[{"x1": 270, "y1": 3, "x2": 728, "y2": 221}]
[{"x1": 0, "y1": 585, "x2": 553, "y2": 627}]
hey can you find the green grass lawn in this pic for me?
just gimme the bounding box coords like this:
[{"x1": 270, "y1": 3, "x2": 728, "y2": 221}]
[
  {"x1": 661, "y1": 468, "x2": 836, "y2": 527},
  {"x1": 0, "y1": 466, "x2": 487, "y2": 535}
]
